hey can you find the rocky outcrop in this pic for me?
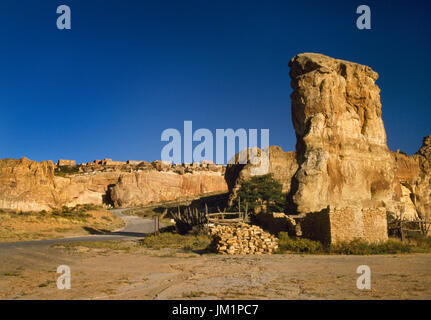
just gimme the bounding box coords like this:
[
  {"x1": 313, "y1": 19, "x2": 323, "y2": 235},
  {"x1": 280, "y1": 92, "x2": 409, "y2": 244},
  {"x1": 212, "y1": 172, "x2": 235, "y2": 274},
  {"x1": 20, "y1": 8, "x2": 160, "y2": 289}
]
[
  {"x1": 0, "y1": 158, "x2": 228, "y2": 211},
  {"x1": 0, "y1": 158, "x2": 56, "y2": 211},
  {"x1": 393, "y1": 135, "x2": 431, "y2": 221},
  {"x1": 288, "y1": 53, "x2": 399, "y2": 215},
  {"x1": 54, "y1": 172, "x2": 122, "y2": 208},
  {"x1": 108, "y1": 170, "x2": 228, "y2": 208},
  {"x1": 414, "y1": 136, "x2": 431, "y2": 220}
]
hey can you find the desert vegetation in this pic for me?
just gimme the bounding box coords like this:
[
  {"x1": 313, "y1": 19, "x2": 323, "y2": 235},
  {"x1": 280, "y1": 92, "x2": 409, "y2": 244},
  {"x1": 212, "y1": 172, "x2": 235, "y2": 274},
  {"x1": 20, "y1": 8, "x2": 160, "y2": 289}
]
[
  {"x1": 276, "y1": 232, "x2": 431, "y2": 255},
  {"x1": 54, "y1": 165, "x2": 80, "y2": 177},
  {"x1": 141, "y1": 230, "x2": 211, "y2": 252},
  {"x1": 232, "y1": 174, "x2": 285, "y2": 213}
]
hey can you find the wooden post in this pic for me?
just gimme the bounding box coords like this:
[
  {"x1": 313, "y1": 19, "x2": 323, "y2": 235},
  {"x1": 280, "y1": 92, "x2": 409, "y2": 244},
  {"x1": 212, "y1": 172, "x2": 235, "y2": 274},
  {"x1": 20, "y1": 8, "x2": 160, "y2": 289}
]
[
  {"x1": 400, "y1": 210, "x2": 404, "y2": 242},
  {"x1": 154, "y1": 215, "x2": 160, "y2": 236},
  {"x1": 205, "y1": 203, "x2": 209, "y2": 223},
  {"x1": 160, "y1": 208, "x2": 168, "y2": 219}
]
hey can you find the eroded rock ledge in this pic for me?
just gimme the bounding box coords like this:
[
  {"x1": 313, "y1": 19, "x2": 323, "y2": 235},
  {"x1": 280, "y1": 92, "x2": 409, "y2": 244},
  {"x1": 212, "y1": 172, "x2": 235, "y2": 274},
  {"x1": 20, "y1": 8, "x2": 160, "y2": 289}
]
[{"x1": 0, "y1": 158, "x2": 228, "y2": 211}]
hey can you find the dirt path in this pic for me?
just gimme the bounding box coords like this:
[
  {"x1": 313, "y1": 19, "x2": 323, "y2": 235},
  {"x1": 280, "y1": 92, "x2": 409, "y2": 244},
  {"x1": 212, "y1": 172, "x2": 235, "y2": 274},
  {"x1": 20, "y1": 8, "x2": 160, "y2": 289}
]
[
  {"x1": 0, "y1": 209, "x2": 160, "y2": 249},
  {"x1": 0, "y1": 242, "x2": 430, "y2": 300}
]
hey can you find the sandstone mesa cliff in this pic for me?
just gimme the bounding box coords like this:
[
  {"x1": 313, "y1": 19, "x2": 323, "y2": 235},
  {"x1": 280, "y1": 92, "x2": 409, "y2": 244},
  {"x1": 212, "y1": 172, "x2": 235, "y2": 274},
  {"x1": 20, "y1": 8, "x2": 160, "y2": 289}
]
[{"x1": 0, "y1": 158, "x2": 228, "y2": 211}]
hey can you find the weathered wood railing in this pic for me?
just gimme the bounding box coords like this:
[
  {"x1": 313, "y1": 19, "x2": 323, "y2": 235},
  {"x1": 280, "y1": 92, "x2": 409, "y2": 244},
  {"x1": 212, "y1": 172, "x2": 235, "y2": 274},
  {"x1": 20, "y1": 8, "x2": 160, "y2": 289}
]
[
  {"x1": 207, "y1": 212, "x2": 248, "y2": 225},
  {"x1": 388, "y1": 214, "x2": 431, "y2": 241},
  {"x1": 169, "y1": 200, "x2": 250, "y2": 232}
]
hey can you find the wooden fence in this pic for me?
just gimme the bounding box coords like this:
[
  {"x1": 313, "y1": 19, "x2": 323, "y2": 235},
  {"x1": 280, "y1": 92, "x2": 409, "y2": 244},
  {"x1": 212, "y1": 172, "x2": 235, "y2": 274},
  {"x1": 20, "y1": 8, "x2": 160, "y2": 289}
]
[
  {"x1": 388, "y1": 215, "x2": 431, "y2": 241},
  {"x1": 205, "y1": 202, "x2": 249, "y2": 225}
]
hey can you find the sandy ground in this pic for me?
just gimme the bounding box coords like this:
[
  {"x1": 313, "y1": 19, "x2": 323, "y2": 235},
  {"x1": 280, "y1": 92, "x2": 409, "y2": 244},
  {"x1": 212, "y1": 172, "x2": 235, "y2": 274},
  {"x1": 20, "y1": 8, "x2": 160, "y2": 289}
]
[{"x1": 0, "y1": 242, "x2": 430, "y2": 300}]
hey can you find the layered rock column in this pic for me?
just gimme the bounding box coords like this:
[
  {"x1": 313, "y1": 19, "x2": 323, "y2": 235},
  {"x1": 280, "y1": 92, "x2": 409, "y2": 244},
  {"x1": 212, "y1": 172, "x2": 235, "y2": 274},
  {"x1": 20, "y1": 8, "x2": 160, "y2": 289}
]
[
  {"x1": 289, "y1": 53, "x2": 397, "y2": 214},
  {"x1": 287, "y1": 53, "x2": 402, "y2": 243}
]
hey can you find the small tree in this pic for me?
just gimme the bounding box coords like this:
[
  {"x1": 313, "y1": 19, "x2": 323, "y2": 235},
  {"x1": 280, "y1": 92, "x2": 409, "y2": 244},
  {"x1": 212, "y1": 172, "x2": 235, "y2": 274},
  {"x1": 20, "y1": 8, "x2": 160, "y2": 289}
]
[{"x1": 235, "y1": 174, "x2": 285, "y2": 213}]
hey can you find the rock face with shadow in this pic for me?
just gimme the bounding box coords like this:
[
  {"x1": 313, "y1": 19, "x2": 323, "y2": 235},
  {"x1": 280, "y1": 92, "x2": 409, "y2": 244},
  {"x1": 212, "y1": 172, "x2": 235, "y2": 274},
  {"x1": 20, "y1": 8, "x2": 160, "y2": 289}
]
[
  {"x1": 108, "y1": 170, "x2": 228, "y2": 208},
  {"x1": 225, "y1": 146, "x2": 298, "y2": 207}
]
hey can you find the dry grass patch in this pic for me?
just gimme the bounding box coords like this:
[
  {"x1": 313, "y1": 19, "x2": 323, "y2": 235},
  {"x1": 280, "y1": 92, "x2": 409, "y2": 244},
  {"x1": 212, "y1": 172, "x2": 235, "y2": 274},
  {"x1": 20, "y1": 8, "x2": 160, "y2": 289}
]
[
  {"x1": 52, "y1": 240, "x2": 139, "y2": 253},
  {"x1": 0, "y1": 206, "x2": 124, "y2": 242},
  {"x1": 141, "y1": 232, "x2": 211, "y2": 252}
]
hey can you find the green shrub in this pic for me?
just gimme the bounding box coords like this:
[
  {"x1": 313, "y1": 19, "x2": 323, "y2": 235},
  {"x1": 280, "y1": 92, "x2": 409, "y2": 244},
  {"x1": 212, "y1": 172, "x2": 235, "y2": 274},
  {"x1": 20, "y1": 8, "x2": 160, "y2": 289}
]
[
  {"x1": 405, "y1": 235, "x2": 431, "y2": 253},
  {"x1": 233, "y1": 174, "x2": 285, "y2": 212},
  {"x1": 51, "y1": 205, "x2": 97, "y2": 221},
  {"x1": 277, "y1": 232, "x2": 324, "y2": 254},
  {"x1": 328, "y1": 239, "x2": 412, "y2": 255},
  {"x1": 276, "y1": 234, "x2": 425, "y2": 255},
  {"x1": 54, "y1": 166, "x2": 80, "y2": 177}
]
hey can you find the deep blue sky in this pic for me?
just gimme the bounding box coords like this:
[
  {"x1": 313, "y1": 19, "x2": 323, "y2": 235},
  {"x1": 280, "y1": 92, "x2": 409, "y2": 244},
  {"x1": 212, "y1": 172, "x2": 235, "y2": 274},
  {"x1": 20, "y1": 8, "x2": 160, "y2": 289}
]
[{"x1": 1, "y1": 0, "x2": 430, "y2": 164}]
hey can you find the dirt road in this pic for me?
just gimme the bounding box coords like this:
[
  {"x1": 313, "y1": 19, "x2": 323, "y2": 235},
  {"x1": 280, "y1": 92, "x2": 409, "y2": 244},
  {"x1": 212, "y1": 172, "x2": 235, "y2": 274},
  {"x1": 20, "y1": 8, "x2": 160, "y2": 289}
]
[
  {"x1": 1, "y1": 209, "x2": 430, "y2": 300},
  {"x1": 0, "y1": 209, "x2": 157, "y2": 249},
  {"x1": 0, "y1": 242, "x2": 430, "y2": 300}
]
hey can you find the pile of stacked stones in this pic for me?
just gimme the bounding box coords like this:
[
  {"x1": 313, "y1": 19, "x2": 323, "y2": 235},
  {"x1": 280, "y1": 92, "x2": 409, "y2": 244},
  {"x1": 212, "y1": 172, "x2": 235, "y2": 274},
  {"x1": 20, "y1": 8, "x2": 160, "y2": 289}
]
[{"x1": 208, "y1": 223, "x2": 279, "y2": 255}]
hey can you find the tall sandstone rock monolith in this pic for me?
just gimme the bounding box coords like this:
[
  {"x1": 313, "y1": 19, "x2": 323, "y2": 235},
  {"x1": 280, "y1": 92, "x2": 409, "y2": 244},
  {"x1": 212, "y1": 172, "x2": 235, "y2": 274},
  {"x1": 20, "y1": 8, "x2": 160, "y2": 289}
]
[
  {"x1": 284, "y1": 53, "x2": 404, "y2": 243},
  {"x1": 289, "y1": 53, "x2": 398, "y2": 215}
]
